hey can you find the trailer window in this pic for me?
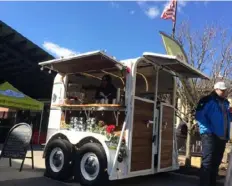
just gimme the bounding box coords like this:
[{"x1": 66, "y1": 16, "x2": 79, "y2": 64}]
[
  {"x1": 135, "y1": 65, "x2": 155, "y2": 98},
  {"x1": 157, "y1": 70, "x2": 175, "y2": 105},
  {"x1": 135, "y1": 64, "x2": 175, "y2": 105}
]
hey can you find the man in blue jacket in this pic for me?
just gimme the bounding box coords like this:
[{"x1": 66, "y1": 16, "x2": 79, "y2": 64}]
[{"x1": 195, "y1": 81, "x2": 231, "y2": 186}]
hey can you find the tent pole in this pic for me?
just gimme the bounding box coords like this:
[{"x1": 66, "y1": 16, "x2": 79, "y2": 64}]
[
  {"x1": 14, "y1": 112, "x2": 17, "y2": 124},
  {"x1": 37, "y1": 105, "x2": 44, "y2": 145}
]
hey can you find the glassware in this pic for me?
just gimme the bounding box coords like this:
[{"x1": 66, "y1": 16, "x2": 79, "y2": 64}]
[{"x1": 100, "y1": 99, "x2": 105, "y2": 104}]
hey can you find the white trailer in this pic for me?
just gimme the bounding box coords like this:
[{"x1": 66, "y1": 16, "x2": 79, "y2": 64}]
[{"x1": 38, "y1": 50, "x2": 208, "y2": 186}]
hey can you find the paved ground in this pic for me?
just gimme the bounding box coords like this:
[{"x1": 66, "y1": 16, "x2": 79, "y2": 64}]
[
  {"x1": 0, "y1": 148, "x2": 224, "y2": 186},
  {"x1": 0, "y1": 149, "x2": 44, "y2": 181},
  {"x1": 0, "y1": 172, "x2": 199, "y2": 186},
  {"x1": 0, "y1": 176, "x2": 200, "y2": 186}
]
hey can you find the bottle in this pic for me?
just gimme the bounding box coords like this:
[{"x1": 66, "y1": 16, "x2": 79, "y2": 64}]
[
  {"x1": 77, "y1": 111, "x2": 86, "y2": 131},
  {"x1": 87, "y1": 111, "x2": 95, "y2": 131}
]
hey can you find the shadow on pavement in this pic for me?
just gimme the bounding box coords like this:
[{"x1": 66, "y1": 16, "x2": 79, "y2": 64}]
[
  {"x1": 0, "y1": 143, "x2": 45, "y2": 152},
  {"x1": 62, "y1": 172, "x2": 199, "y2": 186},
  {"x1": 175, "y1": 165, "x2": 226, "y2": 180},
  {"x1": 0, "y1": 156, "x2": 44, "y2": 171},
  {"x1": 0, "y1": 177, "x2": 68, "y2": 186},
  {"x1": 0, "y1": 154, "x2": 45, "y2": 182},
  {"x1": 0, "y1": 169, "x2": 223, "y2": 186}
]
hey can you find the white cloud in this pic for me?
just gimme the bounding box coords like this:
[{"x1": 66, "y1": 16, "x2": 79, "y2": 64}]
[
  {"x1": 43, "y1": 41, "x2": 78, "y2": 58},
  {"x1": 110, "y1": 1, "x2": 119, "y2": 8},
  {"x1": 178, "y1": 0, "x2": 187, "y2": 7},
  {"x1": 137, "y1": 1, "x2": 146, "y2": 7},
  {"x1": 178, "y1": 0, "x2": 187, "y2": 12},
  {"x1": 137, "y1": 1, "x2": 160, "y2": 19},
  {"x1": 145, "y1": 7, "x2": 160, "y2": 19},
  {"x1": 204, "y1": 1, "x2": 209, "y2": 6},
  {"x1": 194, "y1": 1, "x2": 209, "y2": 7},
  {"x1": 163, "y1": 1, "x2": 170, "y2": 9},
  {"x1": 130, "y1": 10, "x2": 135, "y2": 15},
  {"x1": 162, "y1": 0, "x2": 187, "y2": 13}
]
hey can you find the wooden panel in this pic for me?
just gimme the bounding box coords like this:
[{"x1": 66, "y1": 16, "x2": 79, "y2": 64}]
[
  {"x1": 131, "y1": 99, "x2": 153, "y2": 172},
  {"x1": 131, "y1": 150, "x2": 151, "y2": 162},
  {"x1": 132, "y1": 131, "x2": 151, "y2": 138},
  {"x1": 160, "y1": 159, "x2": 173, "y2": 169},
  {"x1": 130, "y1": 161, "x2": 152, "y2": 172},
  {"x1": 159, "y1": 105, "x2": 174, "y2": 169},
  {"x1": 132, "y1": 138, "x2": 153, "y2": 147}
]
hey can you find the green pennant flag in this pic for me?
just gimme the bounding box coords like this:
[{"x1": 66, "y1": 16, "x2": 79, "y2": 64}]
[{"x1": 159, "y1": 31, "x2": 196, "y2": 106}]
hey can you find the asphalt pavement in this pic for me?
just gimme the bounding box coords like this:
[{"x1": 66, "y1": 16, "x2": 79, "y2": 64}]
[
  {"x1": 0, "y1": 148, "x2": 224, "y2": 186},
  {"x1": 0, "y1": 173, "x2": 199, "y2": 186}
]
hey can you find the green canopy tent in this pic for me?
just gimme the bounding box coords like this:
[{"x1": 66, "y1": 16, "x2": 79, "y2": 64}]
[{"x1": 0, "y1": 82, "x2": 44, "y2": 144}]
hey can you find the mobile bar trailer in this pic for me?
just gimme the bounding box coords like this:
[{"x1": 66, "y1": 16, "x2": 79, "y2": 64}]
[{"x1": 38, "y1": 50, "x2": 208, "y2": 186}]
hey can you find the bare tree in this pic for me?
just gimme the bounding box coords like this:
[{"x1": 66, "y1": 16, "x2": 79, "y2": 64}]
[{"x1": 175, "y1": 20, "x2": 232, "y2": 166}]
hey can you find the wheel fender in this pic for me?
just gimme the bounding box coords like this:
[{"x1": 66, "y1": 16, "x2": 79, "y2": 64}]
[
  {"x1": 43, "y1": 130, "x2": 111, "y2": 174},
  {"x1": 43, "y1": 131, "x2": 70, "y2": 158}
]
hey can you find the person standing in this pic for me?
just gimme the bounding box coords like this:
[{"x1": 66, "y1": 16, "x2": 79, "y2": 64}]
[
  {"x1": 95, "y1": 75, "x2": 117, "y2": 104},
  {"x1": 195, "y1": 81, "x2": 231, "y2": 186}
]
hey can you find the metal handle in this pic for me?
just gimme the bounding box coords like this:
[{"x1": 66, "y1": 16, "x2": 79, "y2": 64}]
[
  {"x1": 162, "y1": 121, "x2": 167, "y2": 130},
  {"x1": 146, "y1": 120, "x2": 154, "y2": 128}
]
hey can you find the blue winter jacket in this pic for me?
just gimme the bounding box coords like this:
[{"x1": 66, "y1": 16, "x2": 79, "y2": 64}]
[{"x1": 195, "y1": 92, "x2": 232, "y2": 139}]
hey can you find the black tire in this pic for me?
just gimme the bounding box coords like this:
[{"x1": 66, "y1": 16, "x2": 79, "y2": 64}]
[
  {"x1": 44, "y1": 139, "x2": 73, "y2": 181},
  {"x1": 74, "y1": 143, "x2": 108, "y2": 186}
]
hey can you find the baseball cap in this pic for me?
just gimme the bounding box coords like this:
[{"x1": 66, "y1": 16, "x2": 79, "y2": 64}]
[{"x1": 214, "y1": 81, "x2": 227, "y2": 90}]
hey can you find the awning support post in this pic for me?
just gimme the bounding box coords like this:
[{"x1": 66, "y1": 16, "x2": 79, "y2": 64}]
[{"x1": 37, "y1": 105, "x2": 44, "y2": 144}]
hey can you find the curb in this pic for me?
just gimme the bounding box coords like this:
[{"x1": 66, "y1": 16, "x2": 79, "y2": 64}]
[{"x1": 168, "y1": 172, "x2": 225, "y2": 186}]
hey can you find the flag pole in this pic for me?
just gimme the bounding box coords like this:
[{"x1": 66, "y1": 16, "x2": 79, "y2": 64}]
[{"x1": 172, "y1": 0, "x2": 178, "y2": 38}]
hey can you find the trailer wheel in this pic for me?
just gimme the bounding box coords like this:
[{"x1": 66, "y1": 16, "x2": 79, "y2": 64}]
[
  {"x1": 44, "y1": 139, "x2": 73, "y2": 181},
  {"x1": 74, "y1": 143, "x2": 108, "y2": 186}
]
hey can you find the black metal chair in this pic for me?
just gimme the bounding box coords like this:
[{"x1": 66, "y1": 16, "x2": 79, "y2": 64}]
[{"x1": 0, "y1": 123, "x2": 34, "y2": 172}]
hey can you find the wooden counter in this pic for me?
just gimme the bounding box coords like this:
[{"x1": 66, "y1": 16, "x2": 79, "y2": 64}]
[{"x1": 52, "y1": 104, "x2": 126, "y2": 111}]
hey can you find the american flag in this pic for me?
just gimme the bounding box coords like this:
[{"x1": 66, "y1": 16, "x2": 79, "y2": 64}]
[{"x1": 161, "y1": 0, "x2": 177, "y2": 22}]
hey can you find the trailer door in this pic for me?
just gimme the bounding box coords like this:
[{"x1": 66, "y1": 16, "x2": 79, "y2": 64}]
[
  {"x1": 158, "y1": 103, "x2": 175, "y2": 172},
  {"x1": 143, "y1": 52, "x2": 209, "y2": 172}
]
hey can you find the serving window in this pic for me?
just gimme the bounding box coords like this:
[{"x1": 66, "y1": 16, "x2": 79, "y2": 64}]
[
  {"x1": 65, "y1": 70, "x2": 127, "y2": 105},
  {"x1": 59, "y1": 68, "x2": 128, "y2": 137}
]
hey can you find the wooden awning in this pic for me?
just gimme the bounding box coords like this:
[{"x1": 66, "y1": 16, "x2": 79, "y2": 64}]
[
  {"x1": 39, "y1": 51, "x2": 125, "y2": 74},
  {"x1": 143, "y1": 52, "x2": 210, "y2": 79}
]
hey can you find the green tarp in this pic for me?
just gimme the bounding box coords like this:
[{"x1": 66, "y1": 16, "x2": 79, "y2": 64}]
[{"x1": 0, "y1": 82, "x2": 43, "y2": 111}]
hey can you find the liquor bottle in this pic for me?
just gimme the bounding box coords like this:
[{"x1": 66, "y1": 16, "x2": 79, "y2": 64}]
[
  {"x1": 87, "y1": 111, "x2": 96, "y2": 131},
  {"x1": 78, "y1": 110, "x2": 86, "y2": 131}
]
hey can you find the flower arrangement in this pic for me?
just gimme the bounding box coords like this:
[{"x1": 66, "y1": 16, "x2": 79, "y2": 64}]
[
  {"x1": 90, "y1": 121, "x2": 116, "y2": 140},
  {"x1": 89, "y1": 120, "x2": 126, "y2": 152},
  {"x1": 106, "y1": 125, "x2": 115, "y2": 134}
]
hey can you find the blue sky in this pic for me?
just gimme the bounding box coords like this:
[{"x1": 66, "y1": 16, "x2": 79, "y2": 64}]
[{"x1": 0, "y1": 1, "x2": 231, "y2": 60}]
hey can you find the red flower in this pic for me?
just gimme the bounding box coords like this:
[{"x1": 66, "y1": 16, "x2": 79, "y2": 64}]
[
  {"x1": 106, "y1": 125, "x2": 115, "y2": 134},
  {"x1": 126, "y1": 67, "x2": 131, "y2": 73}
]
